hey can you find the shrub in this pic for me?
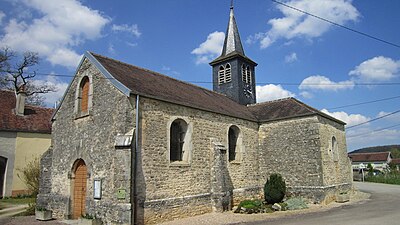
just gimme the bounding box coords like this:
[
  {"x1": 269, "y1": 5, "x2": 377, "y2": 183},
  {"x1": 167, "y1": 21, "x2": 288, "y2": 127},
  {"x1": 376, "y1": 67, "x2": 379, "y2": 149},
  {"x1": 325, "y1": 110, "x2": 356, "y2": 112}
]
[
  {"x1": 285, "y1": 197, "x2": 308, "y2": 210},
  {"x1": 264, "y1": 173, "x2": 286, "y2": 204},
  {"x1": 17, "y1": 157, "x2": 40, "y2": 197}
]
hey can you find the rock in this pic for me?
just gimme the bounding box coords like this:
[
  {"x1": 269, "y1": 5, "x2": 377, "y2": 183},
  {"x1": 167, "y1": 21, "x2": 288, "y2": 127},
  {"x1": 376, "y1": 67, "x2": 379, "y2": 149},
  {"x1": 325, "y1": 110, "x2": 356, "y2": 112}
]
[{"x1": 272, "y1": 203, "x2": 282, "y2": 211}]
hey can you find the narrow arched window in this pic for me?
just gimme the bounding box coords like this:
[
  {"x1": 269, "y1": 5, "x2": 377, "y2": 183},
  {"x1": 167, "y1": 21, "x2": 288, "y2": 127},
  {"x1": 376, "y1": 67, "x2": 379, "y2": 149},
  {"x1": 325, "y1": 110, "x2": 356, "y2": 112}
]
[
  {"x1": 170, "y1": 119, "x2": 188, "y2": 162},
  {"x1": 228, "y1": 126, "x2": 240, "y2": 161},
  {"x1": 246, "y1": 66, "x2": 251, "y2": 84},
  {"x1": 225, "y1": 64, "x2": 231, "y2": 83},
  {"x1": 80, "y1": 76, "x2": 90, "y2": 113},
  {"x1": 332, "y1": 136, "x2": 338, "y2": 161},
  {"x1": 218, "y1": 66, "x2": 225, "y2": 84}
]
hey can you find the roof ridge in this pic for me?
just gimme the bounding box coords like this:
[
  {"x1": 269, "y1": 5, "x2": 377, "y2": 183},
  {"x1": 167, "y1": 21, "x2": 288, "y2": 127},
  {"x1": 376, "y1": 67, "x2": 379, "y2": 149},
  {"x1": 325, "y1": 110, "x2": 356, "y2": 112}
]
[
  {"x1": 349, "y1": 152, "x2": 391, "y2": 155},
  {"x1": 247, "y1": 97, "x2": 294, "y2": 107},
  {"x1": 90, "y1": 52, "x2": 241, "y2": 103}
]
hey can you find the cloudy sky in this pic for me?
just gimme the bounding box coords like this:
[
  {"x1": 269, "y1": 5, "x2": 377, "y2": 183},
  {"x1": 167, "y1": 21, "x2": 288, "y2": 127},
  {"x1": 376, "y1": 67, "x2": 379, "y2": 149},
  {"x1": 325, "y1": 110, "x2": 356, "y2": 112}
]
[{"x1": 0, "y1": 0, "x2": 399, "y2": 151}]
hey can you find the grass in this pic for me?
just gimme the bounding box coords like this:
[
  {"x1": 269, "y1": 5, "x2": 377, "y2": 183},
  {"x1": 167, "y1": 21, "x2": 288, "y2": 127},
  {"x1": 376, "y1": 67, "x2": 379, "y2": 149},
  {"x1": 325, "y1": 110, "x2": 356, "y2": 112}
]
[
  {"x1": 0, "y1": 197, "x2": 35, "y2": 205},
  {"x1": 365, "y1": 173, "x2": 400, "y2": 185}
]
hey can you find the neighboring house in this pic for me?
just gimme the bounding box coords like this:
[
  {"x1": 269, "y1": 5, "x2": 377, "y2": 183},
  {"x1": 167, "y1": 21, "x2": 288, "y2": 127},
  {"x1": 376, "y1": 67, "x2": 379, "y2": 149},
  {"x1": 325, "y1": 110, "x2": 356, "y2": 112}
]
[
  {"x1": 348, "y1": 152, "x2": 393, "y2": 171},
  {"x1": 0, "y1": 89, "x2": 53, "y2": 197},
  {"x1": 38, "y1": 6, "x2": 352, "y2": 225}
]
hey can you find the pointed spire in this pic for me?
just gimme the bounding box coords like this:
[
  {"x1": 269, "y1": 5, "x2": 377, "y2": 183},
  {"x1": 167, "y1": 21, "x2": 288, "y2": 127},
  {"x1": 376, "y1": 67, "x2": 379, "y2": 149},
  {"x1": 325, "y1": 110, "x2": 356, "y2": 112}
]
[{"x1": 220, "y1": 2, "x2": 245, "y2": 57}]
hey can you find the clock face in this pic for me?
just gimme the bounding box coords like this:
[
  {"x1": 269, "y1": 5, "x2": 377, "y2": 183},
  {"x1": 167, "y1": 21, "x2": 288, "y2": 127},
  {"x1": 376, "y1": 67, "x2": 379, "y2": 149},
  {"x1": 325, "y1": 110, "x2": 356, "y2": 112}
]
[{"x1": 243, "y1": 84, "x2": 253, "y2": 98}]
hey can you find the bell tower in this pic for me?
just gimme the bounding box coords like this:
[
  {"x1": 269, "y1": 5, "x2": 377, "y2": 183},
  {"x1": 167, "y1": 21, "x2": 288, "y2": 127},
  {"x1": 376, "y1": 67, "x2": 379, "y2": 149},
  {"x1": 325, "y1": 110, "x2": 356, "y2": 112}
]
[{"x1": 210, "y1": 3, "x2": 257, "y2": 105}]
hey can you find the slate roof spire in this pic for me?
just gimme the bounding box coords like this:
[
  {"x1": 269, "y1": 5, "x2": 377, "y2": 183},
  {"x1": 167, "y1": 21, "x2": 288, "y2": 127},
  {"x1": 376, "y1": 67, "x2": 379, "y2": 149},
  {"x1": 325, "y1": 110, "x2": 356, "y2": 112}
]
[{"x1": 220, "y1": 2, "x2": 245, "y2": 57}]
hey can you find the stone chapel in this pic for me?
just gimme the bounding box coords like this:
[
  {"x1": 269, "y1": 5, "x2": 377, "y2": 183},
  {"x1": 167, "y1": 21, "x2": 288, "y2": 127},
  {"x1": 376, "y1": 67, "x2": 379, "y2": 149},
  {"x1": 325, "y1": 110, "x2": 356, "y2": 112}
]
[{"x1": 38, "y1": 5, "x2": 353, "y2": 225}]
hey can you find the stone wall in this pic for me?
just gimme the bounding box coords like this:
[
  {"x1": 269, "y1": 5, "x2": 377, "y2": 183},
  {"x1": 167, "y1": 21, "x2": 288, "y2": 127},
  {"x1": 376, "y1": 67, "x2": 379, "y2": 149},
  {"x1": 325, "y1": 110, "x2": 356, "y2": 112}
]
[
  {"x1": 138, "y1": 97, "x2": 260, "y2": 223},
  {"x1": 40, "y1": 58, "x2": 135, "y2": 224}
]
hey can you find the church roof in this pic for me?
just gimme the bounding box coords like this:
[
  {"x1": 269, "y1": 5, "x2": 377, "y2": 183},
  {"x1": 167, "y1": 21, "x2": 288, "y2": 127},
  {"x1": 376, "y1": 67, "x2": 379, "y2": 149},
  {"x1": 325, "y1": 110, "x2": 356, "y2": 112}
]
[
  {"x1": 89, "y1": 52, "x2": 257, "y2": 121},
  {"x1": 0, "y1": 90, "x2": 54, "y2": 133},
  {"x1": 247, "y1": 97, "x2": 346, "y2": 124},
  {"x1": 87, "y1": 52, "x2": 345, "y2": 125}
]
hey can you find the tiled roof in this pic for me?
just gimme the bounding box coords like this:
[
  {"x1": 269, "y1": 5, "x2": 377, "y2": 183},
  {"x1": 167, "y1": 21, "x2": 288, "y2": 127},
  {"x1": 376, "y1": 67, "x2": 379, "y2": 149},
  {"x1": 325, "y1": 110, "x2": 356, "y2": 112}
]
[
  {"x1": 88, "y1": 52, "x2": 345, "y2": 124},
  {"x1": 348, "y1": 152, "x2": 391, "y2": 163},
  {"x1": 0, "y1": 90, "x2": 54, "y2": 133},
  {"x1": 391, "y1": 158, "x2": 400, "y2": 165},
  {"x1": 247, "y1": 97, "x2": 345, "y2": 124}
]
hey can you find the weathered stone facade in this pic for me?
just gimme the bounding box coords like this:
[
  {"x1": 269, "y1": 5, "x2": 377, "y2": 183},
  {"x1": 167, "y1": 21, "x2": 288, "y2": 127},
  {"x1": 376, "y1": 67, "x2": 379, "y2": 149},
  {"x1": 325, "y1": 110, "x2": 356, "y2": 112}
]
[{"x1": 38, "y1": 53, "x2": 352, "y2": 224}]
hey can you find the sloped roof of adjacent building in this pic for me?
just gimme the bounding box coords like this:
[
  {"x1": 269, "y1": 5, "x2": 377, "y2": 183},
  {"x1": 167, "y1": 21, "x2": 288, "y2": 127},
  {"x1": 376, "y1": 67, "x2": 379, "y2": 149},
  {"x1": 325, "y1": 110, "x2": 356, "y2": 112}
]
[
  {"x1": 81, "y1": 52, "x2": 345, "y2": 125},
  {"x1": 348, "y1": 152, "x2": 392, "y2": 163},
  {"x1": 0, "y1": 90, "x2": 54, "y2": 133},
  {"x1": 391, "y1": 158, "x2": 400, "y2": 165}
]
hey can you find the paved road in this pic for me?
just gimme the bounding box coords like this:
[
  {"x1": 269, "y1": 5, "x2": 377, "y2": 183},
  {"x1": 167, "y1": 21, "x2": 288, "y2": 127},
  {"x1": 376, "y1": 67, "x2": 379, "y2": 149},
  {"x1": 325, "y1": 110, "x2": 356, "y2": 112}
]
[{"x1": 244, "y1": 182, "x2": 400, "y2": 225}]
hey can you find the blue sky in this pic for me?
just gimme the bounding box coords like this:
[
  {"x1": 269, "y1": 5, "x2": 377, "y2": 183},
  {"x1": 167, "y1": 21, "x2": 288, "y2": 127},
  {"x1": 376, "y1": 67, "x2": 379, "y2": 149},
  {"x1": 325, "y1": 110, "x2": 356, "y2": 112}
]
[{"x1": 0, "y1": 0, "x2": 399, "y2": 151}]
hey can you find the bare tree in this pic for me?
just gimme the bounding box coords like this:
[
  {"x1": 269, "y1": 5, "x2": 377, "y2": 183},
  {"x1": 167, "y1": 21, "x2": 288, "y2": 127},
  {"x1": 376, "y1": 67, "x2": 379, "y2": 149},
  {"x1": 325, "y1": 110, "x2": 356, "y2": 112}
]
[{"x1": 0, "y1": 47, "x2": 56, "y2": 106}]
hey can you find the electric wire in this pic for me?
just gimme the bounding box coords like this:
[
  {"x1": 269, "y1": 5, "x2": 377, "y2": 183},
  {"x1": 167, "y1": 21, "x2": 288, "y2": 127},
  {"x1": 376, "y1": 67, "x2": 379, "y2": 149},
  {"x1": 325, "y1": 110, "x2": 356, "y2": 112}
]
[
  {"x1": 346, "y1": 109, "x2": 400, "y2": 130},
  {"x1": 327, "y1": 95, "x2": 400, "y2": 110},
  {"x1": 347, "y1": 123, "x2": 400, "y2": 139},
  {"x1": 271, "y1": 0, "x2": 400, "y2": 49}
]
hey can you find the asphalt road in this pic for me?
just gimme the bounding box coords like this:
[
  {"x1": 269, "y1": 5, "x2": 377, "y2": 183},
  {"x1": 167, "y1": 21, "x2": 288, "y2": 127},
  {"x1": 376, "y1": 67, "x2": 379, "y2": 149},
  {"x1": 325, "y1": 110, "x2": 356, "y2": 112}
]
[{"x1": 244, "y1": 182, "x2": 400, "y2": 225}]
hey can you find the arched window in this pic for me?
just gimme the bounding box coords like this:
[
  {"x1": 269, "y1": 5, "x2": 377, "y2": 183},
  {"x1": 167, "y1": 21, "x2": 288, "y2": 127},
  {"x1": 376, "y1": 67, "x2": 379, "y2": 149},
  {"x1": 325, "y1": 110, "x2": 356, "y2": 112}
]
[
  {"x1": 332, "y1": 136, "x2": 338, "y2": 161},
  {"x1": 170, "y1": 119, "x2": 188, "y2": 162},
  {"x1": 218, "y1": 66, "x2": 225, "y2": 84},
  {"x1": 246, "y1": 66, "x2": 251, "y2": 84},
  {"x1": 228, "y1": 126, "x2": 240, "y2": 161},
  {"x1": 80, "y1": 76, "x2": 90, "y2": 113},
  {"x1": 225, "y1": 64, "x2": 232, "y2": 83}
]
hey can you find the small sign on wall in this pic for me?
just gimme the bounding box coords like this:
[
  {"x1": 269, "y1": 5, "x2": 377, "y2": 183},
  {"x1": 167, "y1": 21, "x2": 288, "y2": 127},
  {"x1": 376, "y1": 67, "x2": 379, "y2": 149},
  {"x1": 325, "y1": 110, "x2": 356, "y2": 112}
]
[
  {"x1": 117, "y1": 189, "x2": 126, "y2": 199},
  {"x1": 94, "y1": 179, "x2": 102, "y2": 199}
]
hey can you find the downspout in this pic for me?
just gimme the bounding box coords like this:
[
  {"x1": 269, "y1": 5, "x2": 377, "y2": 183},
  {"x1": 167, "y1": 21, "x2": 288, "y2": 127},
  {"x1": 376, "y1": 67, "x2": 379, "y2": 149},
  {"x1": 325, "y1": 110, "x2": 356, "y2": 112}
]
[{"x1": 132, "y1": 95, "x2": 140, "y2": 225}]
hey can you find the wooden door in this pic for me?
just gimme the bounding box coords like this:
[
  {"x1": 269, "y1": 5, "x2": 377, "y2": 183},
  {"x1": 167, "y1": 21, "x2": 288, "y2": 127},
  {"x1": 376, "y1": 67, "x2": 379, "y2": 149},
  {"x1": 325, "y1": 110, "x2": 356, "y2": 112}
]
[{"x1": 73, "y1": 160, "x2": 87, "y2": 219}]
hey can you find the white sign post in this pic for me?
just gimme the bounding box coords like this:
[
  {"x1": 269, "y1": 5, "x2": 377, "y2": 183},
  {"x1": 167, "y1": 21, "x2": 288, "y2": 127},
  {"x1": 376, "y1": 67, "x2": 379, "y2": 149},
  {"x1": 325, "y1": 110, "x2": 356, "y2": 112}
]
[{"x1": 359, "y1": 163, "x2": 366, "y2": 182}]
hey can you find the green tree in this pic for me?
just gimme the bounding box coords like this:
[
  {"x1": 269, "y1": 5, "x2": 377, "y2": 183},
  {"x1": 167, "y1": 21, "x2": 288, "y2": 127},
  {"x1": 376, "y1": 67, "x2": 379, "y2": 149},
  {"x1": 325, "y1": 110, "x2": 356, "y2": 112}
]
[{"x1": 264, "y1": 173, "x2": 286, "y2": 204}]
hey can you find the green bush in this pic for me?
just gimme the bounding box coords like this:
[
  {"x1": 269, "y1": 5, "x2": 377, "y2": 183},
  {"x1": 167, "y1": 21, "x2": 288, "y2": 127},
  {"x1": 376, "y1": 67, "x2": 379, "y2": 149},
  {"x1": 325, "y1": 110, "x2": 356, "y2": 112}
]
[
  {"x1": 285, "y1": 197, "x2": 308, "y2": 210},
  {"x1": 365, "y1": 173, "x2": 400, "y2": 185},
  {"x1": 264, "y1": 173, "x2": 286, "y2": 204}
]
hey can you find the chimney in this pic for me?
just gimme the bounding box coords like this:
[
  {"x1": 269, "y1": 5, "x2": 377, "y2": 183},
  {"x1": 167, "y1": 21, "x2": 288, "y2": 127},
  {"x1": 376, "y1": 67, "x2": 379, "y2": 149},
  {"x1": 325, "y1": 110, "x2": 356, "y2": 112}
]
[{"x1": 16, "y1": 85, "x2": 27, "y2": 116}]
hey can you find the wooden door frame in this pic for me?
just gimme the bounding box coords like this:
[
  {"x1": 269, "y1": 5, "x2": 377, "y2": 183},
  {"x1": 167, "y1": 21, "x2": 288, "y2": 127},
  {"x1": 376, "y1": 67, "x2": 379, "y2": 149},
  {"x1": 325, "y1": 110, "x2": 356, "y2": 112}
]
[{"x1": 70, "y1": 159, "x2": 88, "y2": 219}]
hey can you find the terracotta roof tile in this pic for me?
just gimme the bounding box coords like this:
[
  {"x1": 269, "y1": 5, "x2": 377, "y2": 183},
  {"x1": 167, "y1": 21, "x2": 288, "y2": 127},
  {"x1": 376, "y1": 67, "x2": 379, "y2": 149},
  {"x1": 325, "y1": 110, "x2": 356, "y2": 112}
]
[
  {"x1": 0, "y1": 90, "x2": 54, "y2": 133},
  {"x1": 348, "y1": 152, "x2": 391, "y2": 163}
]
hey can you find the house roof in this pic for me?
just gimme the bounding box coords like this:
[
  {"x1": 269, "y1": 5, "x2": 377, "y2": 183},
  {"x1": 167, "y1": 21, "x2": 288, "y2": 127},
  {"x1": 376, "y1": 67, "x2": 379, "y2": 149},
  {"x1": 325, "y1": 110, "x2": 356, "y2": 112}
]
[
  {"x1": 0, "y1": 90, "x2": 54, "y2": 133},
  {"x1": 391, "y1": 158, "x2": 400, "y2": 165},
  {"x1": 348, "y1": 152, "x2": 392, "y2": 163},
  {"x1": 79, "y1": 52, "x2": 346, "y2": 125}
]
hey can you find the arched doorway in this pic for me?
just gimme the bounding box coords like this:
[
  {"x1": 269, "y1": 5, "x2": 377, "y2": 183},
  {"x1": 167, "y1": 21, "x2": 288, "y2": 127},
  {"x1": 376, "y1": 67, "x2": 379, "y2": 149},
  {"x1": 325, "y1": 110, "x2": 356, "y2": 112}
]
[{"x1": 72, "y1": 159, "x2": 87, "y2": 219}]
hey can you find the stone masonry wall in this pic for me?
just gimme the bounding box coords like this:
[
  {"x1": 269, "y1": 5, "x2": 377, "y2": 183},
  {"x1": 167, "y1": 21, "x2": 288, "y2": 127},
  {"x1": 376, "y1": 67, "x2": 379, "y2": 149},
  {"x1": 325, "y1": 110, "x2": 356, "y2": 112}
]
[
  {"x1": 259, "y1": 116, "x2": 324, "y2": 188},
  {"x1": 139, "y1": 97, "x2": 260, "y2": 223},
  {"x1": 317, "y1": 116, "x2": 353, "y2": 193},
  {"x1": 42, "y1": 58, "x2": 135, "y2": 224}
]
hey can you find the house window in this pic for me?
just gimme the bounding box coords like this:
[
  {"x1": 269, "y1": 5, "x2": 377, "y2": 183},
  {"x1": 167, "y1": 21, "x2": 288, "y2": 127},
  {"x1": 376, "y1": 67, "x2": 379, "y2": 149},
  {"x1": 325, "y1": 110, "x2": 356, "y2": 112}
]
[
  {"x1": 228, "y1": 126, "x2": 240, "y2": 161},
  {"x1": 218, "y1": 66, "x2": 225, "y2": 84},
  {"x1": 170, "y1": 119, "x2": 188, "y2": 162},
  {"x1": 242, "y1": 64, "x2": 246, "y2": 82},
  {"x1": 332, "y1": 136, "x2": 338, "y2": 161},
  {"x1": 225, "y1": 64, "x2": 231, "y2": 83},
  {"x1": 80, "y1": 76, "x2": 90, "y2": 113}
]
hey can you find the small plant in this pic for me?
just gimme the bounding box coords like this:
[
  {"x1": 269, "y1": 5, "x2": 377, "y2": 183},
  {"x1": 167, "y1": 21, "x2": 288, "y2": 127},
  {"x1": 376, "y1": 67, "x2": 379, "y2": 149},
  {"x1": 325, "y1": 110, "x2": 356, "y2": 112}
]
[
  {"x1": 264, "y1": 173, "x2": 286, "y2": 204},
  {"x1": 82, "y1": 214, "x2": 95, "y2": 219},
  {"x1": 285, "y1": 197, "x2": 308, "y2": 210},
  {"x1": 17, "y1": 157, "x2": 40, "y2": 197}
]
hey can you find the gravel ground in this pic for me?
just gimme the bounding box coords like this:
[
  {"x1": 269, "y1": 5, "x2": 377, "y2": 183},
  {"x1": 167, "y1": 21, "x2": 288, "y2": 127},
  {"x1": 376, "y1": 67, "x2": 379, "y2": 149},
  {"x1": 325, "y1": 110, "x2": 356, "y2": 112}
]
[{"x1": 0, "y1": 191, "x2": 370, "y2": 225}]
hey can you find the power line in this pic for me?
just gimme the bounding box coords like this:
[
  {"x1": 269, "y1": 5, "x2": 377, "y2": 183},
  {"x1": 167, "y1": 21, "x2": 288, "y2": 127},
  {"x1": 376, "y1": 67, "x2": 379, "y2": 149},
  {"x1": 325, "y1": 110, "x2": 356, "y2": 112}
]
[
  {"x1": 327, "y1": 95, "x2": 400, "y2": 110},
  {"x1": 347, "y1": 123, "x2": 400, "y2": 139},
  {"x1": 271, "y1": 0, "x2": 400, "y2": 49},
  {"x1": 346, "y1": 109, "x2": 400, "y2": 130}
]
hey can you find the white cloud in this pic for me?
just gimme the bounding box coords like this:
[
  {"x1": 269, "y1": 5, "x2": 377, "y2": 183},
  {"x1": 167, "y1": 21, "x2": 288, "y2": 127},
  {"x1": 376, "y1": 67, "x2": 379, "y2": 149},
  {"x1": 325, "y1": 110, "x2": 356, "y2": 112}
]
[
  {"x1": 321, "y1": 109, "x2": 370, "y2": 127},
  {"x1": 0, "y1": 11, "x2": 5, "y2": 25},
  {"x1": 32, "y1": 75, "x2": 69, "y2": 107},
  {"x1": 0, "y1": 0, "x2": 110, "y2": 68},
  {"x1": 349, "y1": 56, "x2": 400, "y2": 81},
  {"x1": 248, "y1": 0, "x2": 359, "y2": 48},
  {"x1": 300, "y1": 91, "x2": 313, "y2": 99},
  {"x1": 161, "y1": 65, "x2": 180, "y2": 77},
  {"x1": 377, "y1": 111, "x2": 400, "y2": 122},
  {"x1": 346, "y1": 127, "x2": 400, "y2": 151},
  {"x1": 285, "y1": 52, "x2": 297, "y2": 63},
  {"x1": 299, "y1": 75, "x2": 354, "y2": 91},
  {"x1": 191, "y1": 31, "x2": 225, "y2": 64},
  {"x1": 112, "y1": 24, "x2": 141, "y2": 38},
  {"x1": 256, "y1": 84, "x2": 295, "y2": 102}
]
